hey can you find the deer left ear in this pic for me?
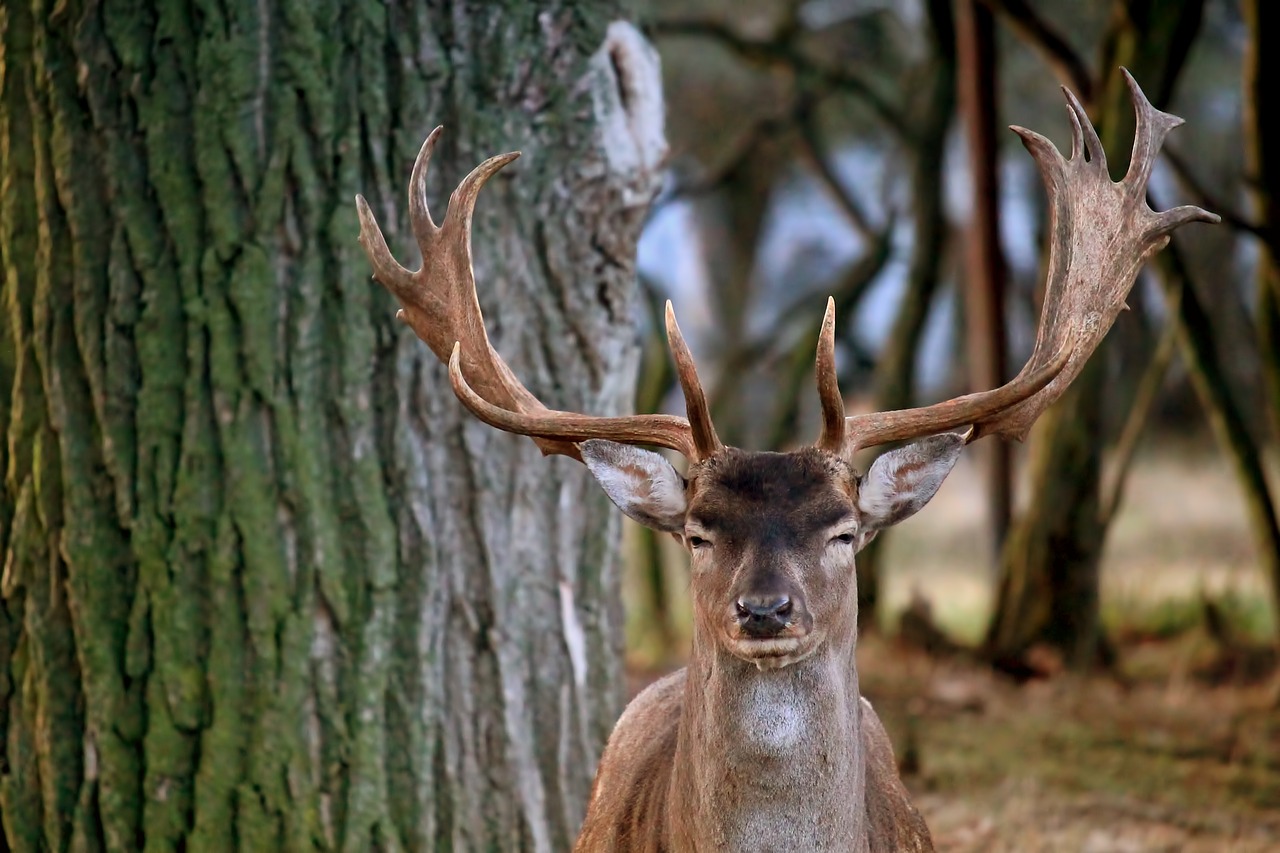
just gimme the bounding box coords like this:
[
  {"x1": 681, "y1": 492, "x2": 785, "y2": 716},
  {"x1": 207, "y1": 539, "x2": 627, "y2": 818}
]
[
  {"x1": 580, "y1": 440, "x2": 688, "y2": 533},
  {"x1": 857, "y1": 432, "x2": 966, "y2": 532}
]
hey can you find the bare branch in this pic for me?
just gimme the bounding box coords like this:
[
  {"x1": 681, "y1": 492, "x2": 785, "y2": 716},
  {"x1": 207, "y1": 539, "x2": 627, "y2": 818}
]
[
  {"x1": 1161, "y1": 145, "x2": 1264, "y2": 237},
  {"x1": 977, "y1": 0, "x2": 1095, "y2": 101},
  {"x1": 796, "y1": 113, "x2": 877, "y2": 239},
  {"x1": 1098, "y1": 283, "x2": 1180, "y2": 527},
  {"x1": 651, "y1": 18, "x2": 909, "y2": 137}
]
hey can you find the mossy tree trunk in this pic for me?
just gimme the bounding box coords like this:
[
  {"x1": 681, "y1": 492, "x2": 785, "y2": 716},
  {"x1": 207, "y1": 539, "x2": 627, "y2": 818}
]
[{"x1": 0, "y1": 1, "x2": 662, "y2": 850}]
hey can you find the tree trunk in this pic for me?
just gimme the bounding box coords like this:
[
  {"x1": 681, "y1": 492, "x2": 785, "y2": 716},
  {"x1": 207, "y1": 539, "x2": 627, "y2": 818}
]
[
  {"x1": 984, "y1": 0, "x2": 1205, "y2": 668},
  {"x1": 0, "y1": 2, "x2": 662, "y2": 850},
  {"x1": 955, "y1": 0, "x2": 1012, "y2": 554},
  {"x1": 1243, "y1": 0, "x2": 1280, "y2": 637}
]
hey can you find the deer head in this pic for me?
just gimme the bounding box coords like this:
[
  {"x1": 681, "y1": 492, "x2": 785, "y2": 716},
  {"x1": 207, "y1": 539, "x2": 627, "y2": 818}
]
[{"x1": 356, "y1": 70, "x2": 1216, "y2": 849}]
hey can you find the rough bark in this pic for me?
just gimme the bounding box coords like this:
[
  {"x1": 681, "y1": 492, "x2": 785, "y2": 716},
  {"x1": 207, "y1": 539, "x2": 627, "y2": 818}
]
[
  {"x1": 0, "y1": 2, "x2": 662, "y2": 850},
  {"x1": 985, "y1": 0, "x2": 1204, "y2": 668}
]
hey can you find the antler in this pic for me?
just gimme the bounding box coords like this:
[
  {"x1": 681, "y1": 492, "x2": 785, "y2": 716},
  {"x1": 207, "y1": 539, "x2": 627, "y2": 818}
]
[
  {"x1": 814, "y1": 69, "x2": 1218, "y2": 454},
  {"x1": 355, "y1": 127, "x2": 721, "y2": 463}
]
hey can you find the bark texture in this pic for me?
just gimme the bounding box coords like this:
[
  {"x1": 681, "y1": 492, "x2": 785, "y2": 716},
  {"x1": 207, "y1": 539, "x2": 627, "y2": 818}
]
[{"x1": 0, "y1": 2, "x2": 663, "y2": 850}]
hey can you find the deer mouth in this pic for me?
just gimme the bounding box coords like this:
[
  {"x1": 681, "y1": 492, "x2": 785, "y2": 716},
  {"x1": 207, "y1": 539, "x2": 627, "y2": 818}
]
[{"x1": 725, "y1": 632, "x2": 815, "y2": 670}]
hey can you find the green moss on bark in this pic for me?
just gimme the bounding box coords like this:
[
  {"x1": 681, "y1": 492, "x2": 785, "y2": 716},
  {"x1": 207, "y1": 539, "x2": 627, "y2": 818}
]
[{"x1": 2, "y1": 2, "x2": 644, "y2": 849}]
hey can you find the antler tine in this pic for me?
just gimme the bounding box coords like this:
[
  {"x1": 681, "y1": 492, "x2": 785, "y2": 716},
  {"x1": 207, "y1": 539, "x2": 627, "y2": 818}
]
[
  {"x1": 1063, "y1": 85, "x2": 1104, "y2": 170},
  {"x1": 1119, "y1": 69, "x2": 1216, "y2": 235},
  {"x1": 408, "y1": 126, "x2": 442, "y2": 248},
  {"x1": 842, "y1": 348, "x2": 1069, "y2": 452},
  {"x1": 665, "y1": 302, "x2": 723, "y2": 460},
  {"x1": 357, "y1": 127, "x2": 702, "y2": 463},
  {"x1": 840, "y1": 70, "x2": 1217, "y2": 454},
  {"x1": 815, "y1": 297, "x2": 845, "y2": 452},
  {"x1": 447, "y1": 345, "x2": 698, "y2": 458}
]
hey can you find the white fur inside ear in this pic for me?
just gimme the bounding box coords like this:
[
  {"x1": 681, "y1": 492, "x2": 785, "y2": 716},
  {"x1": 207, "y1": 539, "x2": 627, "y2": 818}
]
[
  {"x1": 580, "y1": 440, "x2": 687, "y2": 532},
  {"x1": 858, "y1": 432, "x2": 966, "y2": 532}
]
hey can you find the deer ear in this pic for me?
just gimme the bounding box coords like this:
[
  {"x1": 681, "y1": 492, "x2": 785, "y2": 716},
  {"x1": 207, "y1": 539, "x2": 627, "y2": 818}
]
[
  {"x1": 857, "y1": 432, "x2": 965, "y2": 533},
  {"x1": 581, "y1": 440, "x2": 688, "y2": 533}
]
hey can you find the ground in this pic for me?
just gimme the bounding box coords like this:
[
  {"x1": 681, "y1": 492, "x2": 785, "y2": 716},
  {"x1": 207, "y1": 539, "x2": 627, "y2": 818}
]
[
  {"x1": 623, "y1": 436, "x2": 1280, "y2": 851},
  {"x1": 861, "y1": 633, "x2": 1279, "y2": 852}
]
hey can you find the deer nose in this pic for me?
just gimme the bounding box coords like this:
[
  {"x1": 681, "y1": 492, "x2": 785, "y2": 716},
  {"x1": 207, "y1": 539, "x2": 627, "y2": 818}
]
[{"x1": 735, "y1": 595, "x2": 793, "y2": 638}]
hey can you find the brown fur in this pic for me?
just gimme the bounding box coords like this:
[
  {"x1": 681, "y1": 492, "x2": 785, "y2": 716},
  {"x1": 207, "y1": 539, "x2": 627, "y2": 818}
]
[{"x1": 576, "y1": 671, "x2": 932, "y2": 851}]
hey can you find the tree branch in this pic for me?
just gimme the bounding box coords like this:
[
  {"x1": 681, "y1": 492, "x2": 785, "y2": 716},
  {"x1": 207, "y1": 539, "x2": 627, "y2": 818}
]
[
  {"x1": 651, "y1": 18, "x2": 910, "y2": 137},
  {"x1": 977, "y1": 0, "x2": 1094, "y2": 101},
  {"x1": 796, "y1": 112, "x2": 878, "y2": 239},
  {"x1": 1098, "y1": 283, "x2": 1180, "y2": 527},
  {"x1": 1162, "y1": 145, "x2": 1264, "y2": 237}
]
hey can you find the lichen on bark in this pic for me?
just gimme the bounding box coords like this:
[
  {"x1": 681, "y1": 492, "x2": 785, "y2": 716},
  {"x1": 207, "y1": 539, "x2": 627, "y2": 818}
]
[{"x1": 0, "y1": 1, "x2": 663, "y2": 850}]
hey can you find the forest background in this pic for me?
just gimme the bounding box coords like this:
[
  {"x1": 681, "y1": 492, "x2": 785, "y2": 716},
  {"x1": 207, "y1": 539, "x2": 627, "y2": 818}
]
[{"x1": 0, "y1": 0, "x2": 1277, "y2": 850}]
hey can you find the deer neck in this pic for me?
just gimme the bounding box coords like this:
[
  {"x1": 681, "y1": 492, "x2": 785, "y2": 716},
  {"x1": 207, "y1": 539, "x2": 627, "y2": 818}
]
[{"x1": 669, "y1": 630, "x2": 867, "y2": 851}]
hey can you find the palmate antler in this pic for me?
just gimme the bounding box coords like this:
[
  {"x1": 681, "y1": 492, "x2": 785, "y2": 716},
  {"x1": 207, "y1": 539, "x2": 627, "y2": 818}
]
[
  {"x1": 354, "y1": 127, "x2": 720, "y2": 463},
  {"x1": 813, "y1": 69, "x2": 1219, "y2": 454},
  {"x1": 357, "y1": 70, "x2": 1216, "y2": 467}
]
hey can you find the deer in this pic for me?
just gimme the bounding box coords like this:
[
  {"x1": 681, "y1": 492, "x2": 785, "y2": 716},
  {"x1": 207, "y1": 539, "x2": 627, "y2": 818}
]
[{"x1": 355, "y1": 70, "x2": 1215, "y2": 852}]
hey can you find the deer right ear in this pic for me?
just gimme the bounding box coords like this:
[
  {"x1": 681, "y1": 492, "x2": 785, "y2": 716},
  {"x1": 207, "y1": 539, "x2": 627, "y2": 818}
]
[
  {"x1": 581, "y1": 440, "x2": 688, "y2": 533},
  {"x1": 857, "y1": 432, "x2": 966, "y2": 533}
]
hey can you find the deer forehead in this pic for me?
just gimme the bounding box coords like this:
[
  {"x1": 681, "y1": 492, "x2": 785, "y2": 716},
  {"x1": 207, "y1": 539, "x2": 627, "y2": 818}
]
[{"x1": 688, "y1": 448, "x2": 859, "y2": 543}]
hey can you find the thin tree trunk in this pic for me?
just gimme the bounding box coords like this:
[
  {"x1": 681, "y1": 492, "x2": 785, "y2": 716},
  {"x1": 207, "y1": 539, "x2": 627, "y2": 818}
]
[
  {"x1": 1150, "y1": 242, "x2": 1280, "y2": 646},
  {"x1": 986, "y1": 358, "x2": 1108, "y2": 668},
  {"x1": 0, "y1": 3, "x2": 662, "y2": 850},
  {"x1": 1243, "y1": 0, "x2": 1280, "y2": 638},
  {"x1": 956, "y1": 0, "x2": 1012, "y2": 553}
]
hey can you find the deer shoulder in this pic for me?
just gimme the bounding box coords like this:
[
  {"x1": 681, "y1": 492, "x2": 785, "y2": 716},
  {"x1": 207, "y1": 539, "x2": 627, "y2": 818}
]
[
  {"x1": 861, "y1": 697, "x2": 933, "y2": 853},
  {"x1": 574, "y1": 671, "x2": 684, "y2": 852}
]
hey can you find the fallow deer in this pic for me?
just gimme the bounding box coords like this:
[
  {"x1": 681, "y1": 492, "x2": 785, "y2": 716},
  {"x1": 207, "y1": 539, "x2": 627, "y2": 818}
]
[{"x1": 356, "y1": 71, "x2": 1215, "y2": 852}]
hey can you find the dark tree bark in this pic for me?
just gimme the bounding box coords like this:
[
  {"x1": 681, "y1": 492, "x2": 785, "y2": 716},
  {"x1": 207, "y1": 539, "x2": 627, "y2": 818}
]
[
  {"x1": 985, "y1": 0, "x2": 1205, "y2": 669},
  {"x1": 1243, "y1": 0, "x2": 1280, "y2": 637},
  {"x1": 0, "y1": 2, "x2": 663, "y2": 850}
]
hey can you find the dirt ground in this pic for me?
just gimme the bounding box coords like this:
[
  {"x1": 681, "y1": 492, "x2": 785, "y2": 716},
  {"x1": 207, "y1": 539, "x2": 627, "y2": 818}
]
[
  {"x1": 623, "y1": 437, "x2": 1280, "y2": 851},
  {"x1": 860, "y1": 634, "x2": 1280, "y2": 852}
]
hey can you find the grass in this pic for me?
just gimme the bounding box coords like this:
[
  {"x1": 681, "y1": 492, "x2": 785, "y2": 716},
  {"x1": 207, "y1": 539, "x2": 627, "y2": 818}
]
[{"x1": 859, "y1": 632, "x2": 1280, "y2": 851}]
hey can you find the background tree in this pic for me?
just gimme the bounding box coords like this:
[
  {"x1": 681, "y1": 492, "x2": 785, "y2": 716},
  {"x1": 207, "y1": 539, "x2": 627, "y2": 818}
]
[
  {"x1": 0, "y1": 1, "x2": 662, "y2": 849},
  {"x1": 983, "y1": 0, "x2": 1280, "y2": 668}
]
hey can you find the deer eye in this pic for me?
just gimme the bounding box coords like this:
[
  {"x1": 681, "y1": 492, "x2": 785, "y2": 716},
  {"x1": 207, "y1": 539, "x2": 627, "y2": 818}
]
[
  {"x1": 687, "y1": 535, "x2": 711, "y2": 550},
  {"x1": 830, "y1": 531, "x2": 857, "y2": 546}
]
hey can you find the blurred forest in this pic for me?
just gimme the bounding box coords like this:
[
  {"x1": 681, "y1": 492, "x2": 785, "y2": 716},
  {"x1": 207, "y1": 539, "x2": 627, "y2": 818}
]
[
  {"x1": 0, "y1": 0, "x2": 1276, "y2": 849},
  {"x1": 626, "y1": 0, "x2": 1280, "y2": 846},
  {"x1": 627, "y1": 0, "x2": 1274, "y2": 663}
]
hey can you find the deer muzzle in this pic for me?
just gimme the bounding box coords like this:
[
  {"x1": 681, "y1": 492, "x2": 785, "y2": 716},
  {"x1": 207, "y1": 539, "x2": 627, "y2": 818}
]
[{"x1": 735, "y1": 594, "x2": 794, "y2": 638}]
